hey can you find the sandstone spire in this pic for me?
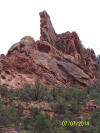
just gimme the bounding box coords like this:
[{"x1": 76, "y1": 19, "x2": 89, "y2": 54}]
[{"x1": 40, "y1": 10, "x2": 57, "y2": 45}]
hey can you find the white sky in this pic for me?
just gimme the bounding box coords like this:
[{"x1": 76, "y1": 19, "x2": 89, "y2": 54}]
[{"x1": 0, "y1": 0, "x2": 100, "y2": 55}]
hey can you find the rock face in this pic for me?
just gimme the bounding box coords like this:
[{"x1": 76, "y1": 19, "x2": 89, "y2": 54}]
[
  {"x1": 40, "y1": 11, "x2": 98, "y2": 83},
  {"x1": 0, "y1": 11, "x2": 98, "y2": 89}
]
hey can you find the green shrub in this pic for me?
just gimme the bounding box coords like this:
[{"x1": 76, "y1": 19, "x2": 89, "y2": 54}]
[
  {"x1": 86, "y1": 82, "x2": 100, "y2": 105},
  {"x1": 0, "y1": 85, "x2": 8, "y2": 97},
  {"x1": 51, "y1": 98, "x2": 66, "y2": 114},
  {"x1": 0, "y1": 105, "x2": 16, "y2": 126},
  {"x1": 44, "y1": 89, "x2": 54, "y2": 102},
  {"x1": 19, "y1": 87, "x2": 33, "y2": 101},
  {"x1": 17, "y1": 104, "x2": 24, "y2": 117},
  {"x1": 55, "y1": 42, "x2": 64, "y2": 50},
  {"x1": 90, "y1": 111, "x2": 100, "y2": 128},
  {"x1": 63, "y1": 87, "x2": 87, "y2": 105},
  {"x1": 0, "y1": 100, "x2": 3, "y2": 109},
  {"x1": 30, "y1": 107, "x2": 41, "y2": 119},
  {"x1": 23, "y1": 117, "x2": 32, "y2": 131},
  {"x1": 51, "y1": 88, "x2": 59, "y2": 101},
  {"x1": 7, "y1": 89, "x2": 17, "y2": 100},
  {"x1": 53, "y1": 126, "x2": 69, "y2": 133},
  {"x1": 31, "y1": 80, "x2": 46, "y2": 101},
  {"x1": 19, "y1": 80, "x2": 46, "y2": 101},
  {"x1": 64, "y1": 111, "x2": 74, "y2": 121},
  {"x1": 33, "y1": 113, "x2": 52, "y2": 133},
  {"x1": 70, "y1": 99, "x2": 82, "y2": 114}
]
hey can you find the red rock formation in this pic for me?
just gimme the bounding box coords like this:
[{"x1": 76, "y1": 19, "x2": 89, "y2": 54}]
[
  {"x1": 40, "y1": 11, "x2": 98, "y2": 82},
  {"x1": 0, "y1": 11, "x2": 98, "y2": 89}
]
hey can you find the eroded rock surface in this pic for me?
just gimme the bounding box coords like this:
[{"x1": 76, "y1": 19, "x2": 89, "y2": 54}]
[
  {"x1": 0, "y1": 11, "x2": 98, "y2": 89},
  {"x1": 40, "y1": 11, "x2": 98, "y2": 83}
]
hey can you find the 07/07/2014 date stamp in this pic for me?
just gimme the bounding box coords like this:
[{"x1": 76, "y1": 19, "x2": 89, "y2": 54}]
[{"x1": 61, "y1": 121, "x2": 90, "y2": 127}]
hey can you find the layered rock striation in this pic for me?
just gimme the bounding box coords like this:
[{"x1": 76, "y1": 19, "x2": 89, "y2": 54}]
[{"x1": 0, "y1": 11, "x2": 98, "y2": 89}]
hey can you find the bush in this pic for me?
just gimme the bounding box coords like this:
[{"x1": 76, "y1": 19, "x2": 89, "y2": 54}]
[
  {"x1": 23, "y1": 117, "x2": 33, "y2": 131},
  {"x1": 0, "y1": 105, "x2": 16, "y2": 126},
  {"x1": 0, "y1": 100, "x2": 3, "y2": 110},
  {"x1": 33, "y1": 113, "x2": 52, "y2": 133},
  {"x1": 0, "y1": 85, "x2": 8, "y2": 97},
  {"x1": 7, "y1": 89, "x2": 17, "y2": 100},
  {"x1": 90, "y1": 111, "x2": 100, "y2": 128},
  {"x1": 30, "y1": 107, "x2": 41, "y2": 119},
  {"x1": 31, "y1": 80, "x2": 46, "y2": 101},
  {"x1": 86, "y1": 82, "x2": 100, "y2": 105},
  {"x1": 55, "y1": 42, "x2": 64, "y2": 50},
  {"x1": 19, "y1": 80, "x2": 46, "y2": 101},
  {"x1": 50, "y1": 88, "x2": 59, "y2": 101},
  {"x1": 70, "y1": 99, "x2": 82, "y2": 114},
  {"x1": 51, "y1": 97, "x2": 66, "y2": 114},
  {"x1": 53, "y1": 126, "x2": 69, "y2": 133},
  {"x1": 17, "y1": 104, "x2": 24, "y2": 117},
  {"x1": 18, "y1": 86, "x2": 33, "y2": 101},
  {"x1": 63, "y1": 87, "x2": 87, "y2": 105},
  {"x1": 64, "y1": 111, "x2": 74, "y2": 121},
  {"x1": 44, "y1": 89, "x2": 54, "y2": 102},
  {"x1": 0, "y1": 85, "x2": 17, "y2": 100}
]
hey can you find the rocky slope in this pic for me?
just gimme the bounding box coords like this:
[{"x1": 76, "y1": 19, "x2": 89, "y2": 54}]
[{"x1": 0, "y1": 11, "x2": 98, "y2": 89}]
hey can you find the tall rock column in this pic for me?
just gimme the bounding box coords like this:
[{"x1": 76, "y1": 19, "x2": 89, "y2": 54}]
[{"x1": 40, "y1": 11, "x2": 57, "y2": 45}]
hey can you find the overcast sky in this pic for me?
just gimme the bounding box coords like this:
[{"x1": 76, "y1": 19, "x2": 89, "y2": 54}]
[{"x1": 0, "y1": 0, "x2": 100, "y2": 55}]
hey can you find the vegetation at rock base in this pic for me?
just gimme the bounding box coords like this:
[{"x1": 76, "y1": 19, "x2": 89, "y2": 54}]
[{"x1": 0, "y1": 78, "x2": 100, "y2": 133}]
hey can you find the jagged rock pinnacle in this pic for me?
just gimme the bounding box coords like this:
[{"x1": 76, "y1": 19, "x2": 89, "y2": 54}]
[{"x1": 40, "y1": 11, "x2": 57, "y2": 45}]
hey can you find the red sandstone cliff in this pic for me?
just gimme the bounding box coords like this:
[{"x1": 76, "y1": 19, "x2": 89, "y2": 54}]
[{"x1": 0, "y1": 11, "x2": 98, "y2": 89}]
